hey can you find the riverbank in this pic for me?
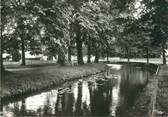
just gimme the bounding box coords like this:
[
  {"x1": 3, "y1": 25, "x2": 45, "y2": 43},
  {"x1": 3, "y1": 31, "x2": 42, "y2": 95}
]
[
  {"x1": 1, "y1": 60, "x2": 167, "y2": 116},
  {"x1": 117, "y1": 63, "x2": 160, "y2": 117},
  {"x1": 109, "y1": 61, "x2": 168, "y2": 116},
  {"x1": 155, "y1": 65, "x2": 168, "y2": 116},
  {"x1": 99, "y1": 57, "x2": 168, "y2": 65},
  {"x1": 116, "y1": 63, "x2": 168, "y2": 117},
  {"x1": 107, "y1": 58, "x2": 168, "y2": 116},
  {"x1": 1, "y1": 63, "x2": 106, "y2": 99}
]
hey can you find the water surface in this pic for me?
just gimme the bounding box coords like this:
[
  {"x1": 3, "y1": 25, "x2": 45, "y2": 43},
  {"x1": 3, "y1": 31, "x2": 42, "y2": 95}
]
[{"x1": 3, "y1": 64, "x2": 153, "y2": 117}]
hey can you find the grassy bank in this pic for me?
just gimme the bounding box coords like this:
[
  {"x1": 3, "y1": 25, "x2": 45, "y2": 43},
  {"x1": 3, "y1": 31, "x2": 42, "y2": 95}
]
[
  {"x1": 125, "y1": 69, "x2": 158, "y2": 116},
  {"x1": 1, "y1": 63, "x2": 106, "y2": 99},
  {"x1": 155, "y1": 65, "x2": 168, "y2": 116},
  {"x1": 106, "y1": 61, "x2": 159, "y2": 116},
  {"x1": 116, "y1": 62, "x2": 168, "y2": 117}
]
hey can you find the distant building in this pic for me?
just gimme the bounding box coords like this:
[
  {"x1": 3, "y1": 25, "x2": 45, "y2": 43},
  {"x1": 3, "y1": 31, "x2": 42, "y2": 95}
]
[
  {"x1": 24, "y1": 51, "x2": 43, "y2": 60},
  {"x1": 23, "y1": 51, "x2": 57, "y2": 61},
  {"x1": 166, "y1": 42, "x2": 168, "y2": 56},
  {"x1": 165, "y1": 49, "x2": 168, "y2": 56},
  {"x1": 2, "y1": 53, "x2": 12, "y2": 61}
]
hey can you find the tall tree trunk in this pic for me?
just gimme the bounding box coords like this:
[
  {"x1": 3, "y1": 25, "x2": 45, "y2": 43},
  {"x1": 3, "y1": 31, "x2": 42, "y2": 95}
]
[
  {"x1": 94, "y1": 49, "x2": 99, "y2": 63},
  {"x1": 162, "y1": 42, "x2": 166, "y2": 65},
  {"x1": 0, "y1": 38, "x2": 5, "y2": 72},
  {"x1": 87, "y1": 41, "x2": 91, "y2": 63},
  {"x1": 21, "y1": 37, "x2": 26, "y2": 66},
  {"x1": 18, "y1": 18, "x2": 26, "y2": 66},
  {"x1": 146, "y1": 48, "x2": 149, "y2": 64},
  {"x1": 57, "y1": 55, "x2": 65, "y2": 66},
  {"x1": 106, "y1": 49, "x2": 109, "y2": 62},
  {"x1": 126, "y1": 48, "x2": 130, "y2": 62},
  {"x1": 75, "y1": 23, "x2": 84, "y2": 65},
  {"x1": 68, "y1": 45, "x2": 71, "y2": 62},
  {"x1": 0, "y1": 51, "x2": 4, "y2": 72},
  {"x1": 57, "y1": 48, "x2": 66, "y2": 66}
]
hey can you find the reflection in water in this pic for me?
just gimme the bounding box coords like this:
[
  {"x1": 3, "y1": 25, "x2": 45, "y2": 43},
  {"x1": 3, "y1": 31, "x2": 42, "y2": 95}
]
[
  {"x1": 3, "y1": 64, "x2": 153, "y2": 117},
  {"x1": 109, "y1": 75, "x2": 121, "y2": 117}
]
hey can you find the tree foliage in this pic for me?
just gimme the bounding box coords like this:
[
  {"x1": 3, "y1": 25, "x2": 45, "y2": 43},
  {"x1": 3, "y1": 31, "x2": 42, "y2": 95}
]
[{"x1": 1, "y1": 0, "x2": 167, "y2": 67}]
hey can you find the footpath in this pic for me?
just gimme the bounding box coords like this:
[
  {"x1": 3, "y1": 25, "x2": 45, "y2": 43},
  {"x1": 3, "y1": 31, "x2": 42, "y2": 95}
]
[{"x1": 155, "y1": 65, "x2": 168, "y2": 116}]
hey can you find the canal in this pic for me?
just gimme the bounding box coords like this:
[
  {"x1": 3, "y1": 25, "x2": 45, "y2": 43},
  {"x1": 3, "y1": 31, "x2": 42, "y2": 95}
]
[{"x1": 2, "y1": 64, "x2": 155, "y2": 117}]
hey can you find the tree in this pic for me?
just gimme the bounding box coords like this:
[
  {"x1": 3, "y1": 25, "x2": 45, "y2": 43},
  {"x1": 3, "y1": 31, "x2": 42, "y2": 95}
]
[
  {"x1": 1, "y1": 0, "x2": 13, "y2": 71},
  {"x1": 0, "y1": 38, "x2": 5, "y2": 72},
  {"x1": 140, "y1": 0, "x2": 168, "y2": 64},
  {"x1": 74, "y1": 17, "x2": 84, "y2": 64},
  {"x1": 1, "y1": 0, "x2": 141, "y2": 68},
  {"x1": 35, "y1": 0, "x2": 72, "y2": 65},
  {"x1": 2, "y1": 0, "x2": 72, "y2": 66},
  {"x1": 116, "y1": 20, "x2": 137, "y2": 62},
  {"x1": 86, "y1": 35, "x2": 92, "y2": 63},
  {"x1": 136, "y1": 24, "x2": 153, "y2": 64},
  {"x1": 1, "y1": 0, "x2": 41, "y2": 66}
]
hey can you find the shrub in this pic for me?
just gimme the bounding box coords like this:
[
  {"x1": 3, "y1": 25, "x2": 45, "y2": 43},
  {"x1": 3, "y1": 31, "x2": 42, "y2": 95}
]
[{"x1": 12, "y1": 50, "x2": 21, "y2": 61}]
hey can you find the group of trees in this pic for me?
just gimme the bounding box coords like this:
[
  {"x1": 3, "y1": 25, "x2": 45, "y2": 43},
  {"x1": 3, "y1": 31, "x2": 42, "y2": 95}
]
[{"x1": 1, "y1": 0, "x2": 168, "y2": 71}]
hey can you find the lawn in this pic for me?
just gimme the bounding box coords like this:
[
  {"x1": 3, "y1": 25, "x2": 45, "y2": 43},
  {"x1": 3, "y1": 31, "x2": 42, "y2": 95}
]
[{"x1": 1, "y1": 62, "x2": 106, "y2": 98}]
